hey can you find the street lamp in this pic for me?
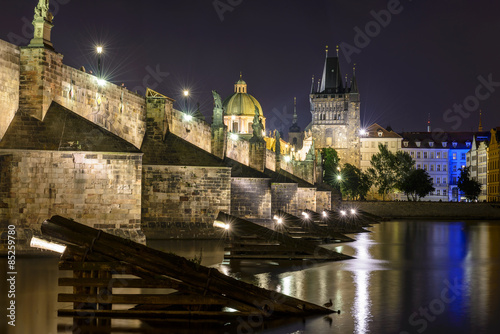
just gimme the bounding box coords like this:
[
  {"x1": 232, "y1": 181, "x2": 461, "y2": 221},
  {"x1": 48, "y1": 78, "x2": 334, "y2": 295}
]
[
  {"x1": 96, "y1": 46, "x2": 103, "y2": 78},
  {"x1": 183, "y1": 90, "x2": 189, "y2": 112}
]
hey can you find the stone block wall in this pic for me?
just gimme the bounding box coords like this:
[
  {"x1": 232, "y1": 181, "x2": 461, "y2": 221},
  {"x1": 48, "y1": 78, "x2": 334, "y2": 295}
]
[
  {"x1": 141, "y1": 165, "x2": 231, "y2": 229},
  {"x1": 168, "y1": 107, "x2": 212, "y2": 152},
  {"x1": 297, "y1": 188, "x2": 317, "y2": 212},
  {"x1": 316, "y1": 191, "x2": 332, "y2": 211},
  {"x1": 0, "y1": 40, "x2": 20, "y2": 141},
  {"x1": 231, "y1": 178, "x2": 271, "y2": 219},
  {"x1": 226, "y1": 136, "x2": 250, "y2": 166},
  {"x1": 265, "y1": 149, "x2": 276, "y2": 171},
  {"x1": 19, "y1": 47, "x2": 147, "y2": 148},
  {"x1": 271, "y1": 183, "x2": 298, "y2": 216},
  {"x1": 0, "y1": 150, "x2": 144, "y2": 253},
  {"x1": 293, "y1": 161, "x2": 316, "y2": 185}
]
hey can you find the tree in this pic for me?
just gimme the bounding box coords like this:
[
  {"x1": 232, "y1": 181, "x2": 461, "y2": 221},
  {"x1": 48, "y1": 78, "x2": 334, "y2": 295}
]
[
  {"x1": 367, "y1": 143, "x2": 415, "y2": 200},
  {"x1": 322, "y1": 148, "x2": 341, "y2": 189},
  {"x1": 457, "y1": 167, "x2": 482, "y2": 201},
  {"x1": 401, "y1": 169, "x2": 435, "y2": 201},
  {"x1": 340, "y1": 163, "x2": 373, "y2": 200}
]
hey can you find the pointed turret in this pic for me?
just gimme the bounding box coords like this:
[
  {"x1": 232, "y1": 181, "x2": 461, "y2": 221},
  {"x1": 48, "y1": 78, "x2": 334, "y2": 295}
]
[
  {"x1": 350, "y1": 64, "x2": 358, "y2": 93},
  {"x1": 310, "y1": 75, "x2": 315, "y2": 94}
]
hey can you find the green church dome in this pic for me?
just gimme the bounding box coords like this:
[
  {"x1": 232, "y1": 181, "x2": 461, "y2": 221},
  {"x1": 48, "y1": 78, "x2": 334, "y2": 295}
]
[{"x1": 222, "y1": 77, "x2": 264, "y2": 117}]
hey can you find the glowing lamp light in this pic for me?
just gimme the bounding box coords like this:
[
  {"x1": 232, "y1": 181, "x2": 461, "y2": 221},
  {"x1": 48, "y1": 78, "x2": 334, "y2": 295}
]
[
  {"x1": 302, "y1": 212, "x2": 310, "y2": 219},
  {"x1": 213, "y1": 221, "x2": 230, "y2": 230},
  {"x1": 183, "y1": 90, "x2": 189, "y2": 97},
  {"x1": 262, "y1": 130, "x2": 266, "y2": 137},
  {"x1": 359, "y1": 129, "x2": 367, "y2": 136},
  {"x1": 273, "y1": 216, "x2": 284, "y2": 224},
  {"x1": 183, "y1": 114, "x2": 193, "y2": 122},
  {"x1": 340, "y1": 210, "x2": 347, "y2": 216},
  {"x1": 322, "y1": 211, "x2": 328, "y2": 218},
  {"x1": 351, "y1": 209, "x2": 357, "y2": 215},
  {"x1": 96, "y1": 46, "x2": 103, "y2": 54},
  {"x1": 97, "y1": 78, "x2": 106, "y2": 87},
  {"x1": 337, "y1": 175, "x2": 342, "y2": 181},
  {"x1": 30, "y1": 237, "x2": 66, "y2": 254},
  {"x1": 284, "y1": 156, "x2": 291, "y2": 163},
  {"x1": 230, "y1": 133, "x2": 239, "y2": 141}
]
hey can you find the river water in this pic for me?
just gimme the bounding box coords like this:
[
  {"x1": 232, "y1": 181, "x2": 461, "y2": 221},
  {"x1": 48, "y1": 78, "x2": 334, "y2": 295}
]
[{"x1": 2, "y1": 220, "x2": 500, "y2": 334}]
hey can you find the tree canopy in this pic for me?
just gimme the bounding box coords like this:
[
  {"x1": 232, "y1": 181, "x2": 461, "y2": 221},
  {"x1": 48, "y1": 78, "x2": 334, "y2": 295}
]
[
  {"x1": 368, "y1": 143, "x2": 415, "y2": 199},
  {"x1": 322, "y1": 148, "x2": 341, "y2": 189},
  {"x1": 340, "y1": 163, "x2": 372, "y2": 200},
  {"x1": 401, "y1": 168, "x2": 435, "y2": 201},
  {"x1": 457, "y1": 167, "x2": 482, "y2": 201}
]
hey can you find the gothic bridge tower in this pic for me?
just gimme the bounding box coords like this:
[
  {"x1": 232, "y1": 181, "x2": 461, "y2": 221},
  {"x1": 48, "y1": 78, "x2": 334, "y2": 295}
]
[{"x1": 308, "y1": 46, "x2": 360, "y2": 167}]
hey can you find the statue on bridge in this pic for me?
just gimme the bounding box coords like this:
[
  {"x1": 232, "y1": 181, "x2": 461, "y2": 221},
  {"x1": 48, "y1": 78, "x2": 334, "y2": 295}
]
[
  {"x1": 211, "y1": 90, "x2": 224, "y2": 127},
  {"x1": 34, "y1": 0, "x2": 53, "y2": 23},
  {"x1": 250, "y1": 105, "x2": 264, "y2": 142}
]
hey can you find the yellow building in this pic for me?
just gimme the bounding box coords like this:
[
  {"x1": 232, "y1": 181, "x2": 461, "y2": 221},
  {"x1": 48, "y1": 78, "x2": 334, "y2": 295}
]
[{"x1": 487, "y1": 128, "x2": 500, "y2": 202}]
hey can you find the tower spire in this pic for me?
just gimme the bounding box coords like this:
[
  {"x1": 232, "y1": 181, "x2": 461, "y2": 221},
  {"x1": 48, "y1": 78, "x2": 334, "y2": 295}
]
[
  {"x1": 427, "y1": 113, "x2": 431, "y2": 133},
  {"x1": 325, "y1": 45, "x2": 329, "y2": 58},
  {"x1": 293, "y1": 97, "x2": 298, "y2": 125},
  {"x1": 478, "y1": 109, "x2": 483, "y2": 132},
  {"x1": 310, "y1": 75, "x2": 315, "y2": 94},
  {"x1": 336, "y1": 45, "x2": 339, "y2": 57}
]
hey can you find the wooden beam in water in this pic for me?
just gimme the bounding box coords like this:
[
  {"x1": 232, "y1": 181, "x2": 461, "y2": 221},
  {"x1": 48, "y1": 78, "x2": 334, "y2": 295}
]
[{"x1": 42, "y1": 215, "x2": 334, "y2": 316}]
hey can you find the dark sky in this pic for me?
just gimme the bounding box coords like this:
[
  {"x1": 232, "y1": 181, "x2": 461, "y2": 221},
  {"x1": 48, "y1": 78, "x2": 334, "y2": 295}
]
[{"x1": 2, "y1": 0, "x2": 500, "y2": 135}]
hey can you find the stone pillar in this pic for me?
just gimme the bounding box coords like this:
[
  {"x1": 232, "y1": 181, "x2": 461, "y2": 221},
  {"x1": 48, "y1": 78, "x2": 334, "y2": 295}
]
[
  {"x1": 146, "y1": 97, "x2": 168, "y2": 141},
  {"x1": 19, "y1": 47, "x2": 63, "y2": 121},
  {"x1": 28, "y1": 0, "x2": 55, "y2": 51},
  {"x1": 211, "y1": 125, "x2": 227, "y2": 160},
  {"x1": 249, "y1": 139, "x2": 266, "y2": 172}
]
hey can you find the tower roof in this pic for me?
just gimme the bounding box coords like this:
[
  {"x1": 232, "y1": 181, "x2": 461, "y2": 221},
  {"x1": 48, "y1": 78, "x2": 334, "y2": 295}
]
[{"x1": 319, "y1": 57, "x2": 344, "y2": 94}]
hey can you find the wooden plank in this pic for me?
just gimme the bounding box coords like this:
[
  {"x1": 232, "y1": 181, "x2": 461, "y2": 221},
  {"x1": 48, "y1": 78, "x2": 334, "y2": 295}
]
[
  {"x1": 59, "y1": 294, "x2": 230, "y2": 305},
  {"x1": 58, "y1": 309, "x2": 264, "y2": 319},
  {"x1": 43, "y1": 215, "x2": 335, "y2": 315},
  {"x1": 59, "y1": 278, "x2": 179, "y2": 289}
]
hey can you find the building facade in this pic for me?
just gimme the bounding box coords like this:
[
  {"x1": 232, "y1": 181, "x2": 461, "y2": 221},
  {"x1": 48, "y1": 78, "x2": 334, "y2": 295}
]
[
  {"x1": 360, "y1": 123, "x2": 402, "y2": 173},
  {"x1": 487, "y1": 128, "x2": 500, "y2": 202},
  {"x1": 467, "y1": 134, "x2": 489, "y2": 202}
]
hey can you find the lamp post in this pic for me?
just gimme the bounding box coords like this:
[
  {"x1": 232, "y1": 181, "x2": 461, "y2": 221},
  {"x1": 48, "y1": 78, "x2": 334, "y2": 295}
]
[
  {"x1": 183, "y1": 90, "x2": 189, "y2": 113},
  {"x1": 96, "y1": 46, "x2": 103, "y2": 78}
]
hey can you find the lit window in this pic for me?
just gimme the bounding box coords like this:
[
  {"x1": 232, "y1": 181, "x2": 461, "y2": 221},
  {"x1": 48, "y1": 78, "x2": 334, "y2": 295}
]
[
  {"x1": 424, "y1": 164, "x2": 428, "y2": 171},
  {"x1": 424, "y1": 152, "x2": 428, "y2": 159},
  {"x1": 404, "y1": 141, "x2": 409, "y2": 147},
  {"x1": 453, "y1": 153, "x2": 457, "y2": 160},
  {"x1": 436, "y1": 152, "x2": 441, "y2": 159},
  {"x1": 416, "y1": 141, "x2": 421, "y2": 147}
]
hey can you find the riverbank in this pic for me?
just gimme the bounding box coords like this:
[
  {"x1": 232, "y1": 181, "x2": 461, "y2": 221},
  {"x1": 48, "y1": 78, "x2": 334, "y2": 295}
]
[{"x1": 343, "y1": 201, "x2": 500, "y2": 220}]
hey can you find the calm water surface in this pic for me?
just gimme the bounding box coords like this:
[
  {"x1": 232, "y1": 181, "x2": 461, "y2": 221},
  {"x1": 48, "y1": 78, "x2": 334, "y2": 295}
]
[{"x1": 2, "y1": 220, "x2": 500, "y2": 334}]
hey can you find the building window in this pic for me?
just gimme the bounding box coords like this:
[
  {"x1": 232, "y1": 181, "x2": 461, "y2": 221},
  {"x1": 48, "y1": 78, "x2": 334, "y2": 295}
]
[
  {"x1": 410, "y1": 151, "x2": 415, "y2": 158},
  {"x1": 437, "y1": 165, "x2": 441, "y2": 171},
  {"x1": 430, "y1": 152, "x2": 435, "y2": 159},
  {"x1": 232, "y1": 121, "x2": 239, "y2": 132},
  {"x1": 429, "y1": 142, "x2": 434, "y2": 147},
  {"x1": 437, "y1": 190, "x2": 441, "y2": 195},
  {"x1": 371, "y1": 142, "x2": 375, "y2": 148},
  {"x1": 436, "y1": 152, "x2": 441, "y2": 159},
  {"x1": 365, "y1": 142, "x2": 369, "y2": 148},
  {"x1": 461, "y1": 153, "x2": 466, "y2": 160},
  {"x1": 442, "y1": 142, "x2": 447, "y2": 147},
  {"x1": 466, "y1": 141, "x2": 471, "y2": 148},
  {"x1": 378, "y1": 131, "x2": 383, "y2": 137},
  {"x1": 403, "y1": 141, "x2": 409, "y2": 147},
  {"x1": 453, "y1": 153, "x2": 457, "y2": 160},
  {"x1": 443, "y1": 152, "x2": 448, "y2": 159},
  {"x1": 416, "y1": 141, "x2": 421, "y2": 147},
  {"x1": 391, "y1": 141, "x2": 396, "y2": 148},
  {"x1": 417, "y1": 164, "x2": 421, "y2": 169},
  {"x1": 424, "y1": 164, "x2": 428, "y2": 171},
  {"x1": 248, "y1": 122, "x2": 253, "y2": 133},
  {"x1": 453, "y1": 164, "x2": 457, "y2": 172},
  {"x1": 430, "y1": 165, "x2": 434, "y2": 171},
  {"x1": 417, "y1": 152, "x2": 421, "y2": 159},
  {"x1": 384, "y1": 142, "x2": 388, "y2": 147},
  {"x1": 437, "y1": 177, "x2": 441, "y2": 184},
  {"x1": 453, "y1": 142, "x2": 458, "y2": 148},
  {"x1": 443, "y1": 189, "x2": 447, "y2": 196},
  {"x1": 453, "y1": 177, "x2": 457, "y2": 184},
  {"x1": 424, "y1": 152, "x2": 428, "y2": 159}
]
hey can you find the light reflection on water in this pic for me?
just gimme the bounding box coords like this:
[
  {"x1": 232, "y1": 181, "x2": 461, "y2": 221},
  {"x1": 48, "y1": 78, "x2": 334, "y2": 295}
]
[{"x1": 2, "y1": 221, "x2": 500, "y2": 334}]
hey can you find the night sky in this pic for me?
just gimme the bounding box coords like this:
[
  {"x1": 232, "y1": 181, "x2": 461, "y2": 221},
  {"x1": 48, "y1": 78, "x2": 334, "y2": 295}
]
[{"x1": 2, "y1": 0, "x2": 500, "y2": 136}]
